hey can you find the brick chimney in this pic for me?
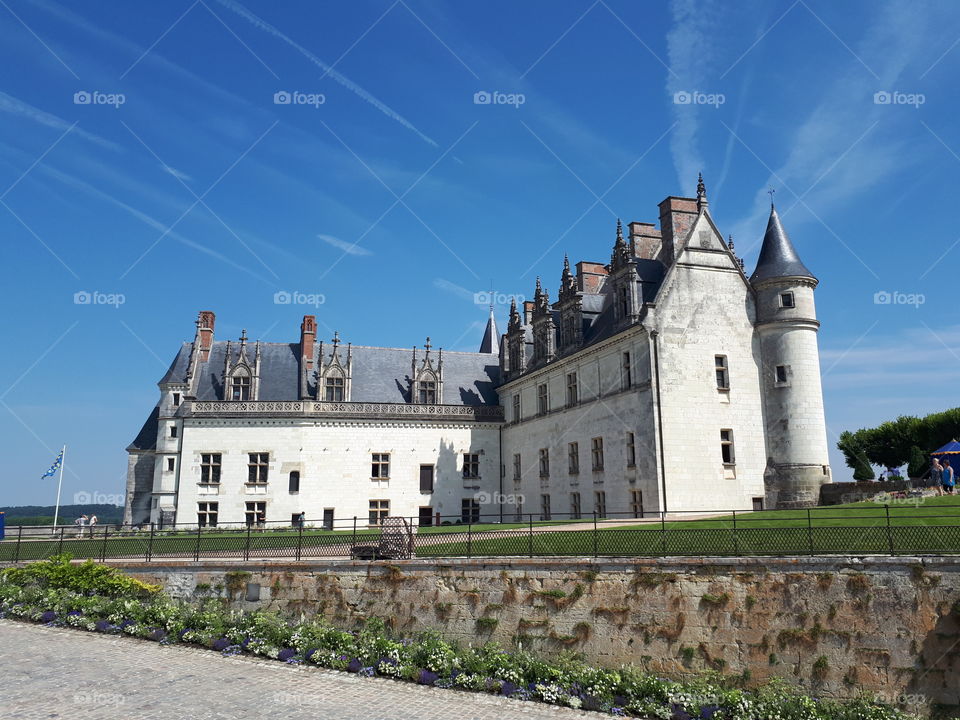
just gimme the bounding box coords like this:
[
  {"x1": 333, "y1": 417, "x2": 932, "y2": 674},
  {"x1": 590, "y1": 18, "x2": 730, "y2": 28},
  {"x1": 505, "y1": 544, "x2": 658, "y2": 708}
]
[
  {"x1": 628, "y1": 222, "x2": 662, "y2": 260},
  {"x1": 300, "y1": 315, "x2": 316, "y2": 369},
  {"x1": 658, "y1": 197, "x2": 699, "y2": 263},
  {"x1": 197, "y1": 311, "x2": 215, "y2": 362},
  {"x1": 576, "y1": 261, "x2": 609, "y2": 295},
  {"x1": 522, "y1": 301, "x2": 535, "y2": 325}
]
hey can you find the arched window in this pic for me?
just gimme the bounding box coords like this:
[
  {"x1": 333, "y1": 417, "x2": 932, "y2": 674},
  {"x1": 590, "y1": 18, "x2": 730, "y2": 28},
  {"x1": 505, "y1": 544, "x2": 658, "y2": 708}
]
[
  {"x1": 288, "y1": 470, "x2": 300, "y2": 493},
  {"x1": 417, "y1": 373, "x2": 437, "y2": 404}
]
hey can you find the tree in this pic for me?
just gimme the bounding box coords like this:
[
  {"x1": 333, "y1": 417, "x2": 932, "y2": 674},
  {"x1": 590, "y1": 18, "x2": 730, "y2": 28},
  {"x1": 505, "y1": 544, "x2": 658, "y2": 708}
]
[
  {"x1": 907, "y1": 445, "x2": 929, "y2": 480},
  {"x1": 838, "y1": 431, "x2": 874, "y2": 481}
]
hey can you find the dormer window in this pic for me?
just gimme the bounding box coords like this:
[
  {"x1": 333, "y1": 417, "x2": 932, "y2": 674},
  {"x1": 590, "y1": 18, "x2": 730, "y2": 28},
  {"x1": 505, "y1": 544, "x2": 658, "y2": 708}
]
[
  {"x1": 618, "y1": 285, "x2": 629, "y2": 318},
  {"x1": 324, "y1": 374, "x2": 345, "y2": 402},
  {"x1": 172, "y1": 393, "x2": 181, "y2": 407},
  {"x1": 230, "y1": 371, "x2": 250, "y2": 400},
  {"x1": 418, "y1": 378, "x2": 437, "y2": 404}
]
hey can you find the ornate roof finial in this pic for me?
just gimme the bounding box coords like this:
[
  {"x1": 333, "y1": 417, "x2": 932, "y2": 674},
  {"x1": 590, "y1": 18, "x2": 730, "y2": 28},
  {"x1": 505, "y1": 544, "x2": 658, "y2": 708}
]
[
  {"x1": 563, "y1": 253, "x2": 571, "y2": 272},
  {"x1": 239, "y1": 329, "x2": 247, "y2": 348},
  {"x1": 331, "y1": 330, "x2": 340, "y2": 349},
  {"x1": 727, "y1": 235, "x2": 735, "y2": 251},
  {"x1": 424, "y1": 336, "x2": 432, "y2": 353},
  {"x1": 767, "y1": 187, "x2": 776, "y2": 208},
  {"x1": 616, "y1": 218, "x2": 623, "y2": 241},
  {"x1": 697, "y1": 172, "x2": 707, "y2": 209},
  {"x1": 535, "y1": 276, "x2": 542, "y2": 294}
]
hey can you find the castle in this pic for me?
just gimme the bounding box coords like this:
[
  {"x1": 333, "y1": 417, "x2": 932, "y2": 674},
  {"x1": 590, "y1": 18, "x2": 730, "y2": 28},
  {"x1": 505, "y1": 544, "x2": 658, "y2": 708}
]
[{"x1": 124, "y1": 177, "x2": 832, "y2": 528}]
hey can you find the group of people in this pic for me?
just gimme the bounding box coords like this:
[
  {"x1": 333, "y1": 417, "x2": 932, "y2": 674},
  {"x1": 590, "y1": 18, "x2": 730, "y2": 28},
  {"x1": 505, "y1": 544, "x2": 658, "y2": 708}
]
[
  {"x1": 73, "y1": 514, "x2": 98, "y2": 537},
  {"x1": 930, "y1": 458, "x2": 956, "y2": 495}
]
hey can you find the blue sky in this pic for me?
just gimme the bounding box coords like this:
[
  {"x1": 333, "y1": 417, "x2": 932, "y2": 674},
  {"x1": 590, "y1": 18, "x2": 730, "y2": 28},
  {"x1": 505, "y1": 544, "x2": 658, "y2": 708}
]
[{"x1": 2, "y1": 0, "x2": 959, "y2": 507}]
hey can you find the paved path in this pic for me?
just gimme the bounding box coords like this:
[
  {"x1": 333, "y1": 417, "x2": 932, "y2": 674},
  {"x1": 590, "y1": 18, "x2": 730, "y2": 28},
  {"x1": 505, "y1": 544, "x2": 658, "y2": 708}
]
[{"x1": 0, "y1": 620, "x2": 604, "y2": 719}]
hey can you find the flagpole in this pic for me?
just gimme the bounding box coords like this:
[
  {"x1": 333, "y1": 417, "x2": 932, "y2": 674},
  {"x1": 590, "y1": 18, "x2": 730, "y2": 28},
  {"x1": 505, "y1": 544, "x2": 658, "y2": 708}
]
[{"x1": 52, "y1": 445, "x2": 65, "y2": 531}]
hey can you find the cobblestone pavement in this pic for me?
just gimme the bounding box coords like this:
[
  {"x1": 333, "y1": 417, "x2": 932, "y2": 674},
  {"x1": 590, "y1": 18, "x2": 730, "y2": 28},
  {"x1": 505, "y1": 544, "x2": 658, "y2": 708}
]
[{"x1": 0, "y1": 620, "x2": 605, "y2": 719}]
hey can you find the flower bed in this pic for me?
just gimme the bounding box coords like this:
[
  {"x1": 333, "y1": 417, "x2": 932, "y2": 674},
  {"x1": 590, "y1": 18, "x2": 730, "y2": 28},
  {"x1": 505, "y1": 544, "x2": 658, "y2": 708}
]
[{"x1": 0, "y1": 556, "x2": 917, "y2": 720}]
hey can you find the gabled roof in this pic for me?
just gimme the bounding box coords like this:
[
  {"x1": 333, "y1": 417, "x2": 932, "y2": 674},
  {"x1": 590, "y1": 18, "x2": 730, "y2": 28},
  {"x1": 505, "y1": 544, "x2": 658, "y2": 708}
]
[{"x1": 750, "y1": 205, "x2": 815, "y2": 284}]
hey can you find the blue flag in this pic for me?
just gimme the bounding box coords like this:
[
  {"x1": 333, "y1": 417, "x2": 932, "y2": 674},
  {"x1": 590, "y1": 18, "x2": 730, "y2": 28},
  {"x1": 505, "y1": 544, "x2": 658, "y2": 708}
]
[{"x1": 41, "y1": 449, "x2": 63, "y2": 479}]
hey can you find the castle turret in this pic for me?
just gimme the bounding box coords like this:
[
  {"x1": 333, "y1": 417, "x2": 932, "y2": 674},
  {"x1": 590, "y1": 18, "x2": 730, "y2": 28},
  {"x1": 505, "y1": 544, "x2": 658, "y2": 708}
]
[{"x1": 751, "y1": 204, "x2": 831, "y2": 508}]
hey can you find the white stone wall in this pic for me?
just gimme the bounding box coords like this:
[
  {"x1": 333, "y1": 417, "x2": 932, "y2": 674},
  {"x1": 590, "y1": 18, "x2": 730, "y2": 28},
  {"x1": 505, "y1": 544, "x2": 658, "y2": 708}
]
[
  {"x1": 647, "y1": 213, "x2": 767, "y2": 512},
  {"x1": 170, "y1": 419, "x2": 501, "y2": 527},
  {"x1": 499, "y1": 329, "x2": 661, "y2": 519}
]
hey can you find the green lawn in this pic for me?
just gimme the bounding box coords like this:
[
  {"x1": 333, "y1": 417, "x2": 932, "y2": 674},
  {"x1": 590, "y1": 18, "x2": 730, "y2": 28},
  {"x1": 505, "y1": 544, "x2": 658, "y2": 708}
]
[{"x1": 3, "y1": 497, "x2": 959, "y2": 562}]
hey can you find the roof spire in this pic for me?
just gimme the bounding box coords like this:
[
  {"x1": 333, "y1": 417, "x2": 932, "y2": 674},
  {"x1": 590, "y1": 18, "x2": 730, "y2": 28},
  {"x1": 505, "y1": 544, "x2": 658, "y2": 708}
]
[
  {"x1": 767, "y1": 187, "x2": 776, "y2": 208},
  {"x1": 697, "y1": 172, "x2": 707, "y2": 210},
  {"x1": 616, "y1": 218, "x2": 623, "y2": 241},
  {"x1": 479, "y1": 303, "x2": 499, "y2": 354}
]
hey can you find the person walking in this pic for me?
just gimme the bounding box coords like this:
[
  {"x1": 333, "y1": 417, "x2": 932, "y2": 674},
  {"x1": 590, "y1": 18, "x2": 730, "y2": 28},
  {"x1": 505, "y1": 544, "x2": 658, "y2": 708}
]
[
  {"x1": 75, "y1": 514, "x2": 88, "y2": 538},
  {"x1": 943, "y1": 460, "x2": 956, "y2": 495},
  {"x1": 932, "y1": 458, "x2": 944, "y2": 496},
  {"x1": 88, "y1": 515, "x2": 98, "y2": 538}
]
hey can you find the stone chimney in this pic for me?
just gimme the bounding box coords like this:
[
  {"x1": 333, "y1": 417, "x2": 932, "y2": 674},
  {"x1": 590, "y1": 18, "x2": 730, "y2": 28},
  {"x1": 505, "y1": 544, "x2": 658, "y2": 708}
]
[
  {"x1": 300, "y1": 315, "x2": 316, "y2": 370},
  {"x1": 658, "y1": 196, "x2": 699, "y2": 263},
  {"x1": 198, "y1": 311, "x2": 215, "y2": 362},
  {"x1": 628, "y1": 222, "x2": 662, "y2": 260}
]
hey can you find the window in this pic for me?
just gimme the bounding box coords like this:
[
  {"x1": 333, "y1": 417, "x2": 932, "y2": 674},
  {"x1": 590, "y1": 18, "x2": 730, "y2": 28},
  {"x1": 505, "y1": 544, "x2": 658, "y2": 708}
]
[
  {"x1": 622, "y1": 352, "x2": 632, "y2": 390},
  {"x1": 775, "y1": 365, "x2": 788, "y2": 384},
  {"x1": 540, "y1": 493, "x2": 551, "y2": 521},
  {"x1": 617, "y1": 285, "x2": 629, "y2": 318},
  {"x1": 513, "y1": 453, "x2": 522, "y2": 481},
  {"x1": 591, "y1": 437, "x2": 604, "y2": 471},
  {"x1": 369, "y1": 499, "x2": 390, "y2": 525},
  {"x1": 720, "y1": 429, "x2": 736, "y2": 465},
  {"x1": 462, "y1": 453, "x2": 480, "y2": 479},
  {"x1": 420, "y1": 465, "x2": 434, "y2": 493},
  {"x1": 570, "y1": 492, "x2": 581, "y2": 519},
  {"x1": 630, "y1": 490, "x2": 644, "y2": 519},
  {"x1": 626, "y1": 432, "x2": 636, "y2": 467},
  {"x1": 247, "y1": 453, "x2": 269, "y2": 483},
  {"x1": 568, "y1": 442, "x2": 579, "y2": 475},
  {"x1": 166, "y1": 457, "x2": 175, "y2": 472},
  {"x1": 537, "y1": 383, "x2": 548, "y2": 415},
  {"x1": 197, "y1": 502, "x2": 218, "y2": 527},
  {"x1": 539, "y1": 448, "x2": 550, "y2": 478},
  {"x1": 594, "y1": 490, "x2": 607, "y2": 518},
  {"x1": 752, "y1": 497, "x2": 764, "y2": 511},
  {"x1": 461, "y1": 498, "x2": 480, "y2": 524},
  {"x1": 780, "y1": 292, "x2": 795, "y2": 308},
  {"x1": 245, "y1": 501, "x2": 265, "y2": 526},
  {"x1": 566, "y1": 372, "x2": 578, "y2": 407},
  {"x1": 169, "y1": 425, "x2": 178, "y2": 438},
  {"x1": 324, "y1": 375, "x2": 345, "y2": 402},
  {"x1": 715, "y1": 355, "x2": 729, "y2": 390},
  {"x1": 512, "y1": 394, "x2": 521, "y2": 422},
  {"x1": 288, "y1": 471, "x2": 300, "y2": 493},
  {"x1": 172, "y1": 392, "x2": 181, "y2": 407},
  {"x1": 200, "y1": 453, "x2": 221, "y2": 484},
  {"x1": 231, "y1": 373, "x2": 250, "y2": 401},
  {"x1": 371, "y1": 453, "x2": 390, "y2": 479},
  {"x1": 418, "y1": 379, "x2": 437, "y2": 404}
]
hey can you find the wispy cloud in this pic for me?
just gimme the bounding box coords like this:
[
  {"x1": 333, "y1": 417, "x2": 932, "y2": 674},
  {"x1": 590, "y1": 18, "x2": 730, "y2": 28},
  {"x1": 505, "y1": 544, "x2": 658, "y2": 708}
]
[
  {"x1": 161, "y1": 165, "x2": 192, "y2": 182},
  {"x1": 38, "y1": 163, "x2": 270, "y2": 282},
  {"x1": 214, "y1": 0, "x2": 439, "y2": 149},
  {"x1": 433, "y1": 278, "x2": 475, "y2": 302},
  {"x1": 318, "y1": 233, "x2": 371, "y2": 257},
  {"x1": 0, "y1": 91, "x2": 119, "y2": 151}
]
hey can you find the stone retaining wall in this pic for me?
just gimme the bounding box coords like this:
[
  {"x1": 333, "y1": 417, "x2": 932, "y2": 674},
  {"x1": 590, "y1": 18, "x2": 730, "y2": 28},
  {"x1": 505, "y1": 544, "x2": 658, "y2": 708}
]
[{"x1": 113, "y1": 556, "x2": 960, "y2": 715}]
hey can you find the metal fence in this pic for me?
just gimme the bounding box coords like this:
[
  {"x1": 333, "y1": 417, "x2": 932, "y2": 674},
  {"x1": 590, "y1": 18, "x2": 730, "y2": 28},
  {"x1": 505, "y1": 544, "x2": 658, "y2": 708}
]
[{"x1": 2, "y1": 504, "x2": 960, "y2": 564}]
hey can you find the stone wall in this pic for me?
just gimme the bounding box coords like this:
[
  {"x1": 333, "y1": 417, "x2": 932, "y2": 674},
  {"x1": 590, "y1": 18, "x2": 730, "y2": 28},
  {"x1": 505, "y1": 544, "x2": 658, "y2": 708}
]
[{"x1": 116, "y1": 556, "x2": 960, "y2": 715}]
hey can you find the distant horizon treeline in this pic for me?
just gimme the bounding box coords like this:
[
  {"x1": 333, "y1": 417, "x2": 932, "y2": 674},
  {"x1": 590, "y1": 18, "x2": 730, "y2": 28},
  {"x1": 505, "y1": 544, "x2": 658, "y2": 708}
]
[
  {"x1": 837, "y1": 407, "x2": 960, "y2": 480},
  {"x1": 0, "y1": 504, "x2": 123, "y2": 526}
]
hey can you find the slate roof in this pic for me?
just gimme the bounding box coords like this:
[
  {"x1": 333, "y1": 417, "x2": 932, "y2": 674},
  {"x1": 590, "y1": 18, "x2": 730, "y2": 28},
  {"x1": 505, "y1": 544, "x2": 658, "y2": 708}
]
[
  {"x1": 749, "y1": 205, "x2": 815, "y2": 284},
  {"x1": 479, "y1": 310, "x2": 499, "y2": 354},
  {"x1": 156, "y1": 341, "x2": 501, "y2": 406}
]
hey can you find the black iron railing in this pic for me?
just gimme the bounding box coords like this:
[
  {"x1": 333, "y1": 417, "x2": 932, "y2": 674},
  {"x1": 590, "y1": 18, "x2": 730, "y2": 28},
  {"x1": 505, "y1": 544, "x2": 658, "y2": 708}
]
[{"x1": 2, "y1": 504, "x2": 960, "y2": 563}]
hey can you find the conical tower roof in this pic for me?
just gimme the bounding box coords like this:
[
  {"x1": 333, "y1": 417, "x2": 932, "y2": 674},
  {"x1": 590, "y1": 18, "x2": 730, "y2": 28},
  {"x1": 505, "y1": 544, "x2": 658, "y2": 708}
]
[
  {"x1": 479, "y1": 307, "x2": 499, "y2": 353},
  {"x1": 750, "y1": 204, "x2": 815, "y2": 284}
]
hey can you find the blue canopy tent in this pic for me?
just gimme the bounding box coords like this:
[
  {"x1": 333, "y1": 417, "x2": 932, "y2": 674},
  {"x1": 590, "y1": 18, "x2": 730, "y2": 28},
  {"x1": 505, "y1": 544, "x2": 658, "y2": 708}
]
[{"x1": 932, "y1": 440, "x2": 960, "y2": 479}]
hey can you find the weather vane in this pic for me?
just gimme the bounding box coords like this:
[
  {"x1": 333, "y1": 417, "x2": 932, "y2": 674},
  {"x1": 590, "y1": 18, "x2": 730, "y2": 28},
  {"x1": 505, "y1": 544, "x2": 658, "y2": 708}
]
[{"x1": 767, "y1": 187, "x2": 776, "y2": 205}]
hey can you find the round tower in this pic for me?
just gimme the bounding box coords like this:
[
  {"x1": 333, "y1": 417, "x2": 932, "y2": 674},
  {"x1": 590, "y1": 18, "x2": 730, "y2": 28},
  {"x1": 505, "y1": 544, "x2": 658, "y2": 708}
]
[{"x1": 751, "y1": 204, "x2": 831, "y2": 508}]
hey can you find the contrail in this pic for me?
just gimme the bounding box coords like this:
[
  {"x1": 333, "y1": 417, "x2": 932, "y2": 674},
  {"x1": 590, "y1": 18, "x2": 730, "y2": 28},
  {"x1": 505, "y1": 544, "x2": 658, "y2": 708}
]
[{"x1": 214, "y1": 0, "x2": 439, "y2": 148}]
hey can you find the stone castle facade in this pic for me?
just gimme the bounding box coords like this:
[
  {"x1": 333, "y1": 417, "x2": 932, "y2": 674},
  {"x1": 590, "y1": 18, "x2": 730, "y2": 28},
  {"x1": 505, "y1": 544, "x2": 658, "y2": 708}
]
[{"x1": 124, "y1": 177, "x2": 831, "y2": 527}]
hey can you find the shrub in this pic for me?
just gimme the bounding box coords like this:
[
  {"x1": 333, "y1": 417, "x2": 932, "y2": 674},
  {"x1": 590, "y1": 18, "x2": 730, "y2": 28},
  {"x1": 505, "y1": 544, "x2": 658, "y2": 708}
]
[{"x1": 0, "y1": 555, "x2": 159, "y2": 598}]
